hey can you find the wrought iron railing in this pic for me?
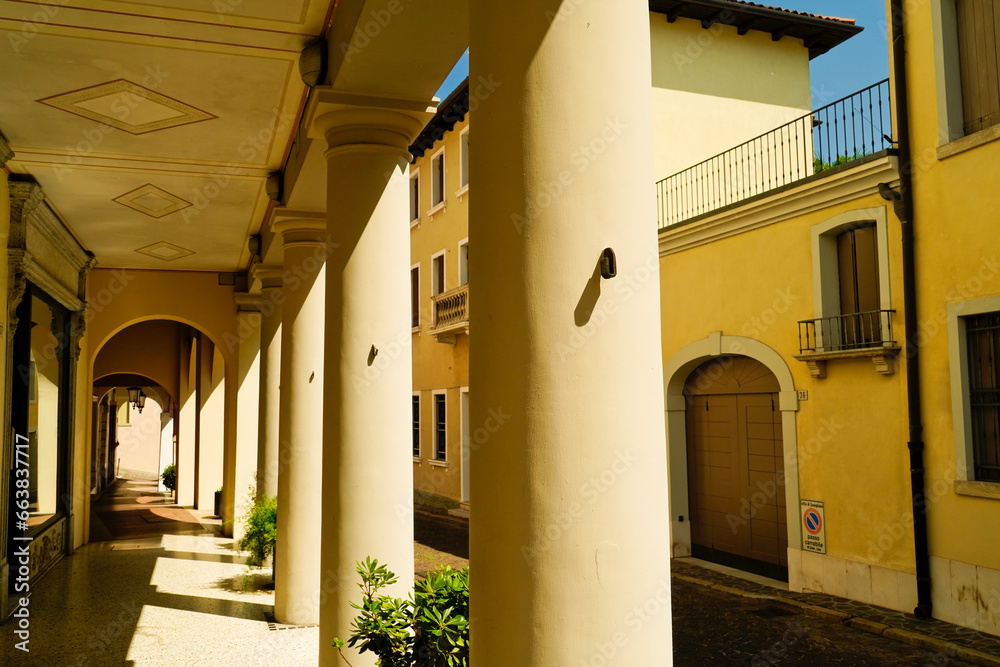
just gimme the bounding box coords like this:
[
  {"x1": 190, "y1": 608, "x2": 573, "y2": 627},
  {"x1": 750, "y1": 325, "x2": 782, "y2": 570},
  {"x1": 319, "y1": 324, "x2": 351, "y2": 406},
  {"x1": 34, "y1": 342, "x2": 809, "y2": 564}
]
[
  {"x1": 656, "y1": 79, "x2": 892, "y2": 229},
  {"x1": 798, "y1": 310, "x2": 896, "y2": 354},
  {"x1": 431, "y1": 283, "x2": 469, "y2": 331}
]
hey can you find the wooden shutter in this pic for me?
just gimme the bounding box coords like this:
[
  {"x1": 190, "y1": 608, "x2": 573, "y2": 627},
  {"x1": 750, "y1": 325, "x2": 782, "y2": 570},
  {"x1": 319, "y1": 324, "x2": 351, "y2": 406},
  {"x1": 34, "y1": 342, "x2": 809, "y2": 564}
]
[
  {"x1": 956, "y1": 0, "x2": 1000, "y2": 134},
  {"x1": 411, "y1": 267, "x2": 419, "y2": 327}
]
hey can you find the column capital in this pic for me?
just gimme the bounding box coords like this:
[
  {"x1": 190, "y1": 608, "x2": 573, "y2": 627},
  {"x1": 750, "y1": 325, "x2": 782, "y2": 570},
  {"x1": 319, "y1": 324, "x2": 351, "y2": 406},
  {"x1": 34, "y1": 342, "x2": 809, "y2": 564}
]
[
  {"x1": 233, "y1": 291, "x2": 262, "y2": 312},
  {"x1": 271, "y1": 209, "x2": 326, "y2": 247},
  {"x1": 251, "y1": 263, "x2": 285, "y2": 291},
  {"x1": 304, "y1": 88, "x2": 435, "y2": 161}
]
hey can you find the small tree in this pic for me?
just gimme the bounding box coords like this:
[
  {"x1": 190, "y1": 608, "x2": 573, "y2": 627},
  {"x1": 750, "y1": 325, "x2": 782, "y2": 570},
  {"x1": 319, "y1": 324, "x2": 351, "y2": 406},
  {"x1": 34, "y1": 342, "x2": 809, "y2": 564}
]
[
  {"x1": 237, "y1": 488, "x2": 277, "y2": 570},
  {"x1": 334, "y1": 557, "x2": 469, "y2": 667},
  {"x1": 160, "y1": 464, "x2": 176, "y2": 492}
]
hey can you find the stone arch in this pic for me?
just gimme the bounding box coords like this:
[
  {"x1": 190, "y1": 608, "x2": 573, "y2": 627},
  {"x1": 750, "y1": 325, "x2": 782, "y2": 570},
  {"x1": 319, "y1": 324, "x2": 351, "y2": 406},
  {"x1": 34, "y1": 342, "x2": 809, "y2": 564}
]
[{"x1": 663, "y1": 332, "x2": 802, "y2": 560}]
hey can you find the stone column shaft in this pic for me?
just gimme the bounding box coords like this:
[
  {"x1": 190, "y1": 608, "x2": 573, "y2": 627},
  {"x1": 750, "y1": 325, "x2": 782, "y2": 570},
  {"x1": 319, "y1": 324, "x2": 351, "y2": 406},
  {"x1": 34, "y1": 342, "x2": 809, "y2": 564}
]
[
  {"x1": 274, "y1": 218, "x2": 326, "y2": 626},
  {"x1": 315, "y1": 105, "x2": 427, "y2": 667},
  {"x1": 469, "y1": 2, "x2": 673, "y2": 664},
  {"x1": 253, "y1": 265, "x2": 284, "y2": 499}
]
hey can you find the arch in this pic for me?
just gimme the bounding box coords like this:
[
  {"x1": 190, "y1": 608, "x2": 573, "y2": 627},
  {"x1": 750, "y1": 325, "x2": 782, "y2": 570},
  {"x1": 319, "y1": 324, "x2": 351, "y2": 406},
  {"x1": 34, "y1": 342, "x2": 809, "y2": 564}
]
[
  {"x1": 86, "y1": 268, "x2": 238, "y2": 370},
  {"x1": 663, "y1": 332, "x2": 802, "y2": 565}
]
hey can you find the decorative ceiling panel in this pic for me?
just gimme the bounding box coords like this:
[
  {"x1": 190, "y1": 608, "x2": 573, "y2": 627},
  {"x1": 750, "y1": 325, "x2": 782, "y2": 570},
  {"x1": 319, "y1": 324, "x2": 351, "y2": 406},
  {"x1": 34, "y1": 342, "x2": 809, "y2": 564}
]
[{"x1": 38, "y1": 79, "x2": 216, "y2": 135}]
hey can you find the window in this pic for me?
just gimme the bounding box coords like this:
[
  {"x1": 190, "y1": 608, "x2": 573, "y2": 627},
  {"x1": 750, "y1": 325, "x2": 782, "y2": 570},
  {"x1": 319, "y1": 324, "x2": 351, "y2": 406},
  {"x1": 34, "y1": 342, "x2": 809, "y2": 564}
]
[
  {"x1": 956, "y1": 0, "x2": 1000, "y2": 135},
  {"x1": 459, "y1": 127, "x2": 469, "y2": 189},
  {"x1": 411, "y1": 264, "x2": 420, "y2": 329},
  {"x1": 434, "y1": 392, "x2": 447, "y2": 461},
  {"x1": 410, "y1": 170, "x2": 420, "y2": 223},
  {"x1": 836, "y1": 223, "x2": 881, "y2": 347},
  {"x1": 459, "y1": 239, "x2": 469, "y2": 286},
  {"x1": 965, "y1": 312, "x2": 1000, "y2": 482},
  {"x1": 804, "y1": 208, "x2": 894, "y2": 362},
  {"x1": 432, "y1": 252, "x2": 445, "y2": 296},
  {"x1": 431, "y1": 149, "x2": 445, "y2": 208},
  {"x1": 412, "y1": 393, "x2": 421, "y2": 458}
]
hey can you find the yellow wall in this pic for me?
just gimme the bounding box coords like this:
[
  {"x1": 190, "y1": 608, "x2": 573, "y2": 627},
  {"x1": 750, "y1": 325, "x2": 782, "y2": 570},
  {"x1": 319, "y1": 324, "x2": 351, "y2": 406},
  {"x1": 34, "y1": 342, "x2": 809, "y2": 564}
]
[
  {"x1": 650, "y1": 14, "x2": 812, "y2": 181},
  {"x1": 409, "y1": 115, "x2": 470, "y2": 505},
  {"x1": 659, "y1": 190, "x2": 913, "y2": 571},
  {"x1": 902, "y1": 0, "x2": 1000, "y2": 572}
]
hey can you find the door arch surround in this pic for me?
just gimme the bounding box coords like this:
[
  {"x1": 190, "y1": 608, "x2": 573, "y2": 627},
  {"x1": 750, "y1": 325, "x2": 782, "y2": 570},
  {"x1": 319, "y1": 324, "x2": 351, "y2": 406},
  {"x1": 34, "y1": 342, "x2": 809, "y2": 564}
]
[{"x1": 663, "y1": 333, "x2": 801, "y2": 572}]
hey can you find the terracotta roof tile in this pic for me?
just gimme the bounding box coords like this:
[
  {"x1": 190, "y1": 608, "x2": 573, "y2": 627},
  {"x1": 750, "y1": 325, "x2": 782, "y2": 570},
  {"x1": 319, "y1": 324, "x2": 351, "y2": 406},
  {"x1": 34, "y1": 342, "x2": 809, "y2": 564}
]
[{"x1": 723, "y1": 0, "x2": 856, "y2": 26}]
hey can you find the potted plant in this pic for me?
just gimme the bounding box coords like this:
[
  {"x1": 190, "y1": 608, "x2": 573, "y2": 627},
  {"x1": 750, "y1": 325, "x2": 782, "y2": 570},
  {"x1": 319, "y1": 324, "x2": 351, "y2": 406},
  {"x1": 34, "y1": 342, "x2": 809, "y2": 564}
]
[
  {"x1": 237, "y1": 486, "x2": 277, "y2": 590},
  {"x1": 214, "y1": 486, "x2": 223, "y2": 518}
]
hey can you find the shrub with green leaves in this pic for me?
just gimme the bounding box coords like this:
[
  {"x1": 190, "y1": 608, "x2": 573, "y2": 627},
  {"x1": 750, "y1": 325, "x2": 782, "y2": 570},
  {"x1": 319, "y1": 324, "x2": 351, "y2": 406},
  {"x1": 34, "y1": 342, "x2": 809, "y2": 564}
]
[
  {"x1": 160, "y1": 464, "x2": 176, "y2": 492},
  {"x1": 237, "y1": 490, "x2": 277, "y2": 570},
  {"x1": 334, "y1": 557, "x2": 469, "y2": 667}
]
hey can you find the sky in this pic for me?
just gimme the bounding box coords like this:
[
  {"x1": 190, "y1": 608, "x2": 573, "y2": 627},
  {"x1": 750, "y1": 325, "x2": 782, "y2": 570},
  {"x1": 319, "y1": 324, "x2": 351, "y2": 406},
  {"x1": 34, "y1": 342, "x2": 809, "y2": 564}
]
[{"x1": 434, "y1": 1, "x2": 890, "y2": 111}]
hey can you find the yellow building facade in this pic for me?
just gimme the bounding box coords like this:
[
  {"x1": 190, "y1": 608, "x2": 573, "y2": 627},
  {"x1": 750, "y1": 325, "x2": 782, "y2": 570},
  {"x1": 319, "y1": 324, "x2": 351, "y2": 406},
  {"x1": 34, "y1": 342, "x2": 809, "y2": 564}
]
[{"x1": 653, "y1": 0, "x2": 1000, "y2": 638}]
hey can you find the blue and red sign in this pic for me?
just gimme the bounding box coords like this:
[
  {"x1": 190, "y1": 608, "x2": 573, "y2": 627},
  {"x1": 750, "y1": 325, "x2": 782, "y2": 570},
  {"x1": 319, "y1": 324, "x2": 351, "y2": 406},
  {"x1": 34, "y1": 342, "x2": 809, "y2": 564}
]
[{"x1": 803, "y1": 508, "x2": 822, "y2": 535}]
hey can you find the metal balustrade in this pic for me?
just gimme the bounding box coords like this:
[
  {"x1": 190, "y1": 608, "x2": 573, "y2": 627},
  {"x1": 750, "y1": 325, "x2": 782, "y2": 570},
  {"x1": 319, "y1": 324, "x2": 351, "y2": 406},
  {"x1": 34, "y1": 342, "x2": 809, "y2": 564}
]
[
  {"x1": 656, "y1": 79, "x2": 892, "y2": 229},
  {"x1": 798, "y1": 310, "x2": 896, "y2": 354}
]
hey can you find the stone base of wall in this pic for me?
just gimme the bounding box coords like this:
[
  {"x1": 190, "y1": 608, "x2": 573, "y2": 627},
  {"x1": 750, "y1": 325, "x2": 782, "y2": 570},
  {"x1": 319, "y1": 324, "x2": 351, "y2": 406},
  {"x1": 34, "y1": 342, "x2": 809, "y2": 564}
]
[{"x1": 788, "y1": 548, "x2": 1000, "y2": 637}]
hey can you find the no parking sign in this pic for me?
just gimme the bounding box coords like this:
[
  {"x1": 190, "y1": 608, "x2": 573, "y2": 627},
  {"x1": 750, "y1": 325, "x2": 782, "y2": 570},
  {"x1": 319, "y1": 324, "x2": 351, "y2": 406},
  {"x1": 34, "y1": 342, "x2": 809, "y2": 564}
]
[{"x1": 800, "y1": 500, "x2": 826, "y2": 554}]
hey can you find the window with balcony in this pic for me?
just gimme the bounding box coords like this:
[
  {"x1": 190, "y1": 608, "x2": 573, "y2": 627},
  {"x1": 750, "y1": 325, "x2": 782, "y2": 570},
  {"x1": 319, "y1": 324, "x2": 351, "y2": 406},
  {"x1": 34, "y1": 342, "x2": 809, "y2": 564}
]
[
  {"x1": 432, "y1": 252, "x2": 445, "y2": 296},
  {"x1": 459, "y1": 239, "x2": 469, "y2": 286},
  {"x1": 836, "y1": 222, "x2": 882, "y2": 348},
  {"x1": 796, "y1": 208, "x2": 896, "y2": 377},
  {"x1": 956, "y1": 0, "x2": 1000, "y2": 135}
]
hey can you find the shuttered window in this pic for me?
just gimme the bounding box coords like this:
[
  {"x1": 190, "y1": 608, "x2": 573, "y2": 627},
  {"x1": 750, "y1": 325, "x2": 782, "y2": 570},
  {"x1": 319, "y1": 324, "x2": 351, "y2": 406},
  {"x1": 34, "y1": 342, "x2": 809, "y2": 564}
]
[
  {"x1": 966, "y1": 312, "x2": 1000, "y2": 482},
  {"x1": 412, "y1": 394, "x2": 421, "y2": 457},
  {"x1": 411, "y1": 266, "x2": 420, "y2": 328},
  {"x1": 837, "y1": 223, "x2": 881, "y2": 347},
  {"x1": 956, "y1": 0, "x2": 1000, "y2": 134},
  {"x1": 434, "y1": 393, "x2": 447, "y2": 461}
]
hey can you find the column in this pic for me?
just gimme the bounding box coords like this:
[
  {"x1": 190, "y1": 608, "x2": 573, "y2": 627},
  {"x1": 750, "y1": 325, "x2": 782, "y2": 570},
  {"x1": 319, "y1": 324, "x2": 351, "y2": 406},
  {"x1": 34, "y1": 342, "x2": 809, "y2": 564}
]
[
  {"x1": 469, "y1": 2, "x2": 673, "y2": 665},
  {"x1": 273, "y1": 215, "x2": 326, "y2": 626},
  {"x1": 314, "y1": 103, "x2": 428, "y2": 666},
  {"x1": 252, "y1": 265, "x2": 283, "y2": 499},
  {"x1": 0, "y1": 134, "x2": 12, "y2": 613},
  {"x1": 230, "y1": 293, "x2": 261, "y2": 540}
]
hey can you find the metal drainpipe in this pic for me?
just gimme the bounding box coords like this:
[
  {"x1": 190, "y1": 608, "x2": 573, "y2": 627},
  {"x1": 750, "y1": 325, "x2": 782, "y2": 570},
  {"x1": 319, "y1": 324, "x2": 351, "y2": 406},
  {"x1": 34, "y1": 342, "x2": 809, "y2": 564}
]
[{"x1": 890, "y1": 0, "x2": 932, "y2": 619}]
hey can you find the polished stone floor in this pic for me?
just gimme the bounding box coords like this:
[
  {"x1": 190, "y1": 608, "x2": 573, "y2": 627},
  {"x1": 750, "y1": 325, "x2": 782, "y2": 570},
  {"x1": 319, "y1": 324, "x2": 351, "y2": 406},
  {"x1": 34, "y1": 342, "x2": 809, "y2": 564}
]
[{"x1": 2, "y1": 477, "x2": 316, "y2": 666}]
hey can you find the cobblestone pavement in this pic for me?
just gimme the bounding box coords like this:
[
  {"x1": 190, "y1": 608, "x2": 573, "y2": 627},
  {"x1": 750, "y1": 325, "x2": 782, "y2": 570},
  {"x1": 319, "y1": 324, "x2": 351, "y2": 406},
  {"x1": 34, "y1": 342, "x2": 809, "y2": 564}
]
[
  {"x1": 414, "y1": 509, "x2": 1000, "y2": 665},
  {"x1": 672, "y1": 575, "x2": 978, "y2": 666}
]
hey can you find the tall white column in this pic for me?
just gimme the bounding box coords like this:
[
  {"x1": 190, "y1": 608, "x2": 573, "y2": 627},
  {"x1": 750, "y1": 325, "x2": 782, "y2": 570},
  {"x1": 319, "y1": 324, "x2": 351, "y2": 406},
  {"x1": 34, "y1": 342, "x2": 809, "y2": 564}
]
[
  {"x1": 273, "y1": 215, "x2": 326, "y2": 626},
  {"x1": 313, "y1": 103, "x2": 428, "y2": 667},
  {"x1": 252, "y1": 265, "x2": 283, "y2": 499},
  {"x1": 230, "y1": 294, "x2": 261, "y2": 540},
  {"x1": 469, "y1": 2, "x2": 673, "y2": 664}
]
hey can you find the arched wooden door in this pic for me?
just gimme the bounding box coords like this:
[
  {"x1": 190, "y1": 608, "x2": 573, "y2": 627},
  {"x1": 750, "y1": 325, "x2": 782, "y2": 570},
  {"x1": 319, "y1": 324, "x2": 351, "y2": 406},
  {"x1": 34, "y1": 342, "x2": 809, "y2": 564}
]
[{"x1": 684, "y1": 355, "x2": 788, "y2": 581}]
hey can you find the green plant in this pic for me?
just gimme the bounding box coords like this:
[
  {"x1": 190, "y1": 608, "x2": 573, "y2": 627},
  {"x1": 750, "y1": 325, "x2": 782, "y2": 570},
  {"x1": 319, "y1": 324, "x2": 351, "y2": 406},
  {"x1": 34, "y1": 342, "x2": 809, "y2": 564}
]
[
  {"x1": 334, "y1": 557, "x2": 469, "y2": 667},
  {"x1": 160, "y1": 464, "x2": 176, "y2": 492},
  {"x1": 814, "y1": 151, "x2": 866, "y2": 173},
  {"x1": 237, "y1": 487, "x2": 277, "y2": 574}
]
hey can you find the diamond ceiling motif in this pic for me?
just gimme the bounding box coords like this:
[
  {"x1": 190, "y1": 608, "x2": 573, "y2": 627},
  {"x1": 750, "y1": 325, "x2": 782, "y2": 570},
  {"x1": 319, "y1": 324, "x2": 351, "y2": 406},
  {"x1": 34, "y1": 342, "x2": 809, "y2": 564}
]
[
  {"x1": 135, "y1": 241, "x2": 195, "y2": 261},
  {"x1": 113, "y1": 184, "x2": 192, "y2": 219},
  {"x1": 38, "y1": 79, "x2": 216, "y2": 135}
]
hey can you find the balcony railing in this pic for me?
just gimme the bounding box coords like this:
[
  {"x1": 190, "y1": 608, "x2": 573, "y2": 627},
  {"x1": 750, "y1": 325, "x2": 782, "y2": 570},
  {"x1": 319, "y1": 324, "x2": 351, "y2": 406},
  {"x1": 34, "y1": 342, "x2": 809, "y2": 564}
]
[
  {"x1": 656, "y1": 79, "x2": 892, "y2": 230},
  {"x1": 430, "y1": 283, "x2": 469, "y2": 344},
  {"x1": 798, "y1": 310, "x2": 896, "y2": 354}
]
